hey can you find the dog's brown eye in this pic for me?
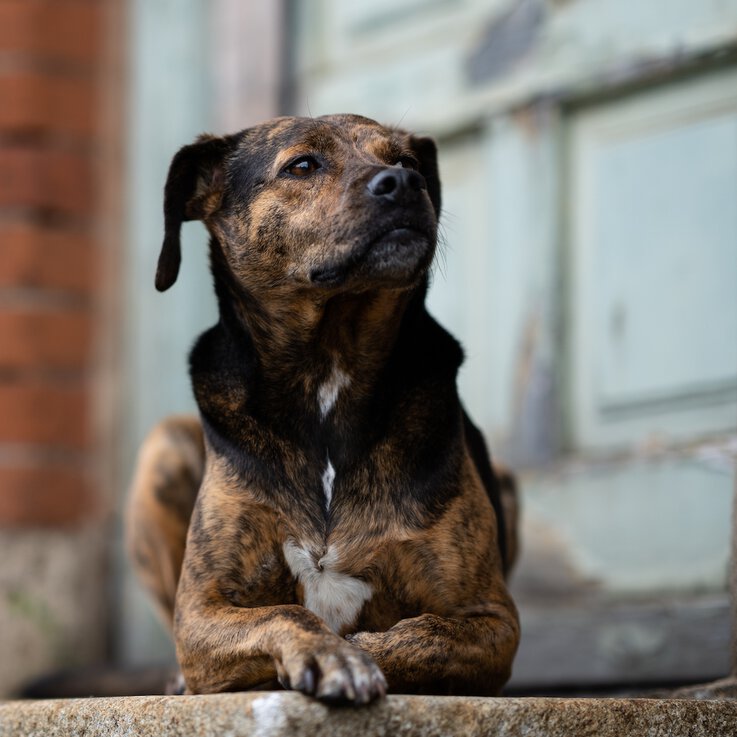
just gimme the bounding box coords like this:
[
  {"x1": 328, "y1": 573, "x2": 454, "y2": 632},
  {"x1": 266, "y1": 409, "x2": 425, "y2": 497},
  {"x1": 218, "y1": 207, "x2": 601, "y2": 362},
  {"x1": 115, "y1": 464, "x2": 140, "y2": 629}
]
[{"x1": 284, "y1": 156, "x2": 321, "y2": 177}]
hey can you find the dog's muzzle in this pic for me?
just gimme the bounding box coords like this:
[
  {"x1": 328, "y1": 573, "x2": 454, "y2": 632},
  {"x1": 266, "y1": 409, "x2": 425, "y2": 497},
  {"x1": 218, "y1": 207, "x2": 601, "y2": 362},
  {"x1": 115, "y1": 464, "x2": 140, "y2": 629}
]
[{"x1": 310, "y1": 167, "x2": 435, "y2": 287}]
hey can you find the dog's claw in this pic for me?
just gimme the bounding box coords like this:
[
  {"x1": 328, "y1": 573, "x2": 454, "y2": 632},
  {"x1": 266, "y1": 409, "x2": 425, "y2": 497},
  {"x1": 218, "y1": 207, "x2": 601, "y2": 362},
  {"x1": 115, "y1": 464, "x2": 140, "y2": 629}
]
[
  {"x1": 371, "y1": 669, "x2": 388, "y2": 699},
  {"x1": 300, "y1": 664, "x2": 316, "y2": 695},
  {"x1": 165, "y1": 672, "x2": 187, "y2": 695}
]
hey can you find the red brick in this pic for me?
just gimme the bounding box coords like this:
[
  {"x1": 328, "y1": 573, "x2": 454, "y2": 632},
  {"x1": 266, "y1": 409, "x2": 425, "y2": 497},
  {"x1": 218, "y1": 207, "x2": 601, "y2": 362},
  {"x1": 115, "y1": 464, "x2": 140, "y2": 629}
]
[
  {"x1": 0, "y1": 381, "x2": 89, "y2": 449},
  {"x1": 0, "y1": 146, "x2": 94, "y2": 216},
  {"x1": 0, "y1": 465, "x2": 93, "y2": 527},
  {"x1": 0, "y1": 72, "x2": 96, "y2": 138},
  {"x1": 0, "y1": 309, "x2": 93, "y2": 372},
  {"x1": 0, "y1": 224, "x2": 95, "y2": 294},
  {"x1": 0, "y1": 0, "x2": 101, "y2": 66}
]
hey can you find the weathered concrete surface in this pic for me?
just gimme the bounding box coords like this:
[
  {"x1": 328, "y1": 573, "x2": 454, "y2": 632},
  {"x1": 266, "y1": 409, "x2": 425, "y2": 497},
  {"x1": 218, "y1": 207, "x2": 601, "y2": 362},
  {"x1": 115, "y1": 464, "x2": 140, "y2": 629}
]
[
  {"x1": 668, "y1": 676, "x2": 737, "y2": 700},
  {"x1": 1, "y1": 693, "x2": 737, "y2": 737}
]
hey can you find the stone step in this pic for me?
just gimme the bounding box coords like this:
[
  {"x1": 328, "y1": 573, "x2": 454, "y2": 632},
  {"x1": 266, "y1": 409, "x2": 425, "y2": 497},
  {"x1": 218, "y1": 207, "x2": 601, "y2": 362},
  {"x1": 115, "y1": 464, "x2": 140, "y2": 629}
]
[{"x1": 1, "y1": 692, "x2": 737, "y2": 737}]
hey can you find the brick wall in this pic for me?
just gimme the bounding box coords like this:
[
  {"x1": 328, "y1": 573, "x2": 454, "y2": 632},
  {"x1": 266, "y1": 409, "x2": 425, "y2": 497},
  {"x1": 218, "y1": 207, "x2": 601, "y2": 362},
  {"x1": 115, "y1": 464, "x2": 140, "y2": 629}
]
[
  {"x1": 0, "y1": 0, "x2": 102, "y2": 528},
  {"x1": 0, "y1": 0, "x2": 119, "y2": 695}
]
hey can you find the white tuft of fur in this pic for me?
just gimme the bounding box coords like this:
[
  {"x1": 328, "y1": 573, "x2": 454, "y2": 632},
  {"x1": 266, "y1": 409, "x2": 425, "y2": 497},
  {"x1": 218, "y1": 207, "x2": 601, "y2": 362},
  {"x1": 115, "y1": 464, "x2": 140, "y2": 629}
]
[
  {"x1": 322, "y1": 457, "x2": 336, "y2": 510},
  {"x1": 317, "y1": 365, "x2": 351, "y2": 418},
  {"x1": 283, "y1": 540, "x2": 372, "y2": 633}
]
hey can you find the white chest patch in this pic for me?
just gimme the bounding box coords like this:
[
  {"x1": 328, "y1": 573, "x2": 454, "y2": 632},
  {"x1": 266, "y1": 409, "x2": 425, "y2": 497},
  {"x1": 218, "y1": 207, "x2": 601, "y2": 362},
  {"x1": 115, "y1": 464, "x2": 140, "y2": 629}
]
[
  {"x1": 321, "y1": 456, "x2": 336, "y2": 510},
  {"x1": 283, "y1": 540, "x2": 372, "y2": 633},
  {"x1": 317, "y1": 365, "x2": 351, "y2": 419}
]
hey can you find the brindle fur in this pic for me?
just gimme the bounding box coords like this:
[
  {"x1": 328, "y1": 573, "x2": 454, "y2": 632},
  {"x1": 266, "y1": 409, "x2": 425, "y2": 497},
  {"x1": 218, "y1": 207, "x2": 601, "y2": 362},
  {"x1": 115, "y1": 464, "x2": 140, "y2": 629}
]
[{"x1": 127, "y1": 114, "x2": 520, "y2": 704}]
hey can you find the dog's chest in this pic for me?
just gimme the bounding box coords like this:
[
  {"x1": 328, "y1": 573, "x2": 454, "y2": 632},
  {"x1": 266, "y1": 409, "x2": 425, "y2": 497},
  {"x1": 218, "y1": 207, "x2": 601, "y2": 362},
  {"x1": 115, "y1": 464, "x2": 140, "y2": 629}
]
[
  {"x1": 282, "y1": 539, "x2": 372, "y2": 633},
  {"x1": 317, "y1": 363, "x2": 351, "y2": 420},
  {"x1": 315, "y1": 363, "x2": 349, "y2": 511}
]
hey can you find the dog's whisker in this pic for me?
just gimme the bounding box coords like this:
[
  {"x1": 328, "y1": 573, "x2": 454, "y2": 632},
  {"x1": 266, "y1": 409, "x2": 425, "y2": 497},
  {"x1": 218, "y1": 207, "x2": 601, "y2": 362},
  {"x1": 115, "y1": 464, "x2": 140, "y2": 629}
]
[{"x1": 394, "y1": 106, "x2": 413, "y2": 130}]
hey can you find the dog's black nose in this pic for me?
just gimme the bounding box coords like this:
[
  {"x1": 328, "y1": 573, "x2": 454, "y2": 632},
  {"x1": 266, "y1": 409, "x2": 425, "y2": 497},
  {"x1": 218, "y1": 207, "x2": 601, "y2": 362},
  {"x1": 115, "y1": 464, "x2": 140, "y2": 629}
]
[{"x1": 367, "y1": 167, "x2": 425, "y2": 202}]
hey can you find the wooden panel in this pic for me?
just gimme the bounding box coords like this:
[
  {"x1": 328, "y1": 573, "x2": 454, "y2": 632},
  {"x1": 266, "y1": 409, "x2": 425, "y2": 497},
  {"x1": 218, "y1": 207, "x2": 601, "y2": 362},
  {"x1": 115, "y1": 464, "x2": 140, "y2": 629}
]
[
  {"x1": 120, "y1": 0, "x2": 216, "y2": 668},
  {"x1": 594, "y1": 117, "x2": 737, "y2": 404},
  {"x1": 515, "y1": 454, "x2": 734, "y2": 595},
  {"x1": 569, "y1": 68, "x2": 737, "y2": 450},
  {"x1": 336, "y1": 0, "x2": 446, "y2": 31},
  {"x1": 509, "y1": 594, "x2": 732, "y2": 690}
]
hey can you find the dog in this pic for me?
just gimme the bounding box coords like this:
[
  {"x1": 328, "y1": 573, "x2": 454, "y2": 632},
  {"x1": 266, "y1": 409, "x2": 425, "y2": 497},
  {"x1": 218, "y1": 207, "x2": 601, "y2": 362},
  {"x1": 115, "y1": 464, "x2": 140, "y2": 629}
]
[{"x1": 127, "y1": 114, "x2": 520, "y2": 704}]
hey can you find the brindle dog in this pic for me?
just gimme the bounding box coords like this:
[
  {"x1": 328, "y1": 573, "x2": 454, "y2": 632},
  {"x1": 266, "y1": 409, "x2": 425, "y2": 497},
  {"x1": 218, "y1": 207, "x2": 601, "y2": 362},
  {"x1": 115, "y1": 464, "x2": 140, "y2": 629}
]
[{"x1": 127, "y1": 114, "x2": 520, "y2": 705}]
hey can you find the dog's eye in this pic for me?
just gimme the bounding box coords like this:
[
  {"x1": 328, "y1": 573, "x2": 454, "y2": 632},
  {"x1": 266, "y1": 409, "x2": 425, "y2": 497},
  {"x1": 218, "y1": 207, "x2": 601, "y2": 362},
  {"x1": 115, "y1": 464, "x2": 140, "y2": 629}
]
[
  {"x1": 284, "y1": 156, "x2": 321, "y2": 177},
  {"x1": 394, "y1": 156, "x2": 419, "y2": 170}
]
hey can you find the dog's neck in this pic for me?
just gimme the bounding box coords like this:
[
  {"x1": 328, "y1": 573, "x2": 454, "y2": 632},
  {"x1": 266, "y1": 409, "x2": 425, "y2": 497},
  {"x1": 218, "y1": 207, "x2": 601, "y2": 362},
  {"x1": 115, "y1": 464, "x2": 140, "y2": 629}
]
[
  {"x1": 193, "y1": 260, "x2": 463, "y2": 486},
  {"x1": 218, "y1": 277, "x2": 419, "y2": 420}
]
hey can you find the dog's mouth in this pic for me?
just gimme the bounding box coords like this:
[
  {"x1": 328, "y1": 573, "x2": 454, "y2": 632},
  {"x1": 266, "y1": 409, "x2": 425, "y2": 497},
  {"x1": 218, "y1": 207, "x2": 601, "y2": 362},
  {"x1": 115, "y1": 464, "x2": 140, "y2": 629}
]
[{"x1": 310, "y1": 226, "x2": 434, "y2": 287}]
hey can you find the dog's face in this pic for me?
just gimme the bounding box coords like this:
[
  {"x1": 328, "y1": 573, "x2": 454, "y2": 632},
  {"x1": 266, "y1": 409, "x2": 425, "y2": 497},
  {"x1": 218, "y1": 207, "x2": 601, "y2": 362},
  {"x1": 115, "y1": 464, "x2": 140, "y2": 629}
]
[{"x1": 156, "y1": 114, "x2": 441, "y2": 296}]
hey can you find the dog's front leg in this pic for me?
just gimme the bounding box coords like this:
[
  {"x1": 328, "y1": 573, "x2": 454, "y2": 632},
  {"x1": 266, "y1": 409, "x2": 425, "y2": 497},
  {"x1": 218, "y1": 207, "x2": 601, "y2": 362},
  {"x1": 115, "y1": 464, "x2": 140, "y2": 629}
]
[
  {"x1": 347, "y1": 604, "x2": 519, "y2": 696},
  {"x1": 174, "y1": 592, "x2": 387, "y2": 703}
]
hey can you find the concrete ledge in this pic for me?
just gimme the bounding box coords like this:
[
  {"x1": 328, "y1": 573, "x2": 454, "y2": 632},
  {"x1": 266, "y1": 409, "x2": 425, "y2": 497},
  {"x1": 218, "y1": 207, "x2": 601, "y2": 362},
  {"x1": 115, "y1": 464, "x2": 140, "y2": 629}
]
[{"x1": 2, "y1": 693, "x2": 737, "y2": 737}]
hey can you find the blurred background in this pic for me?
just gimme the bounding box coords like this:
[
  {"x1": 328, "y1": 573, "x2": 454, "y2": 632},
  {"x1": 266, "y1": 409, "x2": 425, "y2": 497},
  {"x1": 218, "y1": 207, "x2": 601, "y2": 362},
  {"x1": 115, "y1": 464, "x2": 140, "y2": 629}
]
[{"x1": 0, "y1": 0, "x2": 736, "y2": 698}]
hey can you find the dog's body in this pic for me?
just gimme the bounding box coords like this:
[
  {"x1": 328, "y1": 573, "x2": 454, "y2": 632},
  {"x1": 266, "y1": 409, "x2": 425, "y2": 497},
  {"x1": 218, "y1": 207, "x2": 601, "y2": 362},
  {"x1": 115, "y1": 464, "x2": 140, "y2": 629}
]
[{"x1": 127, "y1": 114, "x2": 520, "y2": 703}]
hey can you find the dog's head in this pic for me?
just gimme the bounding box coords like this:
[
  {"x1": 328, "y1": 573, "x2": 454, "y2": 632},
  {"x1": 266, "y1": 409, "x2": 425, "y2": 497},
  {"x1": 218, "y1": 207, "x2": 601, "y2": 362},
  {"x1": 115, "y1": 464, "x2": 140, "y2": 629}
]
[{"x1": 156, "y1": 114, "x2": 440, "y2": 296}]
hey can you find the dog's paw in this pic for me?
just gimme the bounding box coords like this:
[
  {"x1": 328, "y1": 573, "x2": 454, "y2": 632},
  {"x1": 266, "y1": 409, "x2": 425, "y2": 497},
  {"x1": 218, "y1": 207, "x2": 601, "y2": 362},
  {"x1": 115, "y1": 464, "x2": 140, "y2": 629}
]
[
  {"x1": 278, "y1": 638, "x2": 386, "y2": 705},
  {"x1": 165, "y1": 671, "x2": 187, "y2": 695}
]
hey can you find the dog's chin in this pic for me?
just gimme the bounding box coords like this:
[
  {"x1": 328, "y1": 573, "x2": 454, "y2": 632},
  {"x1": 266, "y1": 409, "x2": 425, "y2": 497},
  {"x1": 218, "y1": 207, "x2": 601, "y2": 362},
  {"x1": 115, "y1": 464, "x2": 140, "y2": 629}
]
[{"x1": 310, "y1": 228, "x2": 435, "y2": 289}]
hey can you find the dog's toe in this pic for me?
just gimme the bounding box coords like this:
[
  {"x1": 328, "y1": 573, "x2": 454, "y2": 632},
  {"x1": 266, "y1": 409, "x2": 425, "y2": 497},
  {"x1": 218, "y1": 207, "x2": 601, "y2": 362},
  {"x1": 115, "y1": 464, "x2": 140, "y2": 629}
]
[
  {"x1": 315, "y1": 654, "x2": 355, "y2": 702},
  {"x1": 316, "y1": 647, "x2": 386, "y2": 704},
  {"x1": 346, "y1": 652, "x2": 386, "y2": 704},
  {"x1": 284, "y1": 640, "x2": 385, "y2": 705}
]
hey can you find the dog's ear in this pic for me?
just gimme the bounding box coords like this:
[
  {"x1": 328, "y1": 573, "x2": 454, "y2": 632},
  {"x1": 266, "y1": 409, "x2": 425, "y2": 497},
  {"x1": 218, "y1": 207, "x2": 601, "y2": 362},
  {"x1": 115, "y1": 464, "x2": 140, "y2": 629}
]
[
  {"x1": 410, "y1": 135, "x2": 441, "y2": 217},
  {"x1": 156, "y1": 134, "x2": 235, "y2": 292}
]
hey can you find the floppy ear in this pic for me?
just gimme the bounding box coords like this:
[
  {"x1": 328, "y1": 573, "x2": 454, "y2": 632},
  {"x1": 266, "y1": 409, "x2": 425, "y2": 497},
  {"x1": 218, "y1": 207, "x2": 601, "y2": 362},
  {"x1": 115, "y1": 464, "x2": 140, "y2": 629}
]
[
  {"x1": 410, "y1": 135, "x2": 441, "y2": 217},
  {"x1": 156, "y1": 134, "x2": 234, "y2": 292}
]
